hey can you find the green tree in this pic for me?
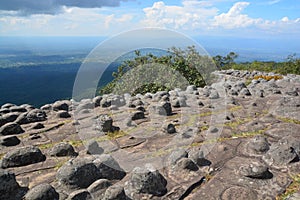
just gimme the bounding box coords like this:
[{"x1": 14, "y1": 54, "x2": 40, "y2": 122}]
[
  {"x1": 213, "y1": 52, "x2": 238, "y2": 69},
  {"x1": 99, "y1": 46, "x2": 216, "y2": 95}
]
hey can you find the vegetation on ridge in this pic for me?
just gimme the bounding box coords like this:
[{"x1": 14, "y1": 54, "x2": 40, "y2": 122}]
[{"x1": 99, "y1": 46, "x2": 300, "y2": 96}]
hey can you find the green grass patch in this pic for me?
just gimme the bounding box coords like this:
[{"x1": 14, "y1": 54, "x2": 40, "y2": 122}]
[
  {"x1": 277, "y1": 173, "x2": 300, "y2": 200},
  {"x1": 278, "y1": 117, "x2": 300, "y2": 125},
  {"x1": 231, "y1": 129, "x2": 265, "y2": 138}
]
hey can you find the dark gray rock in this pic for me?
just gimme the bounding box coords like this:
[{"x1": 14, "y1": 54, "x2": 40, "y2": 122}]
[
  {"x1": 127, "y1": 164, "x2": 167, "y2": 196},
  {"x1": 103, "y1": 185, "x2": 127, "y2": 200},
  {"x1": 188, "y1": 150, "x2": 211, "y2": 167},
  {"x1": 186, "y1": 85, "x2": 197, "y2": 94},
  {"x1": 1, "y1": 103, "x2": 15, "y2": 109},
  {"x1": 87, "y1": 179, "x2": 111, "y2": 198},
  {"x1": 100, "y1": 97, "x2": 112, "y2": 108},
  {"x1": 168, "y1": 149, "x2": 188, "y2": 165},
  {"x1": 165, "y1": 123, "x2": 176, "y2": 134},
  {"x1": 175, "y1": 158, "x2": 198, "y2": 171},
  {"x1": 285, "y1": 89, "x2": 299, "y2": 96},
  {"x1": 197, "y1": 100, "x2": 204, "y2": 107},
  {"x1": 96, "y1": 115, "x2": 114, "y2": 132},
  {"x1": 53, "y1": 101, "x2": 69, "y2": 111},
  {"x1": 0, "y1": 135, "x2": 20, "y2": 146},
  {"x1": 0, "y1": 169, "x2": 24, "y2": 200},
  {"x1": 131, "y1": 111, "x2": 145, "y2": 120},
  {"x1": 248, "y1": 136, "x2": 270, "y2": 154},
  {"x1": 9, "y1": 106, "x2": 27, "y2": 113},
  {"x1": 40, "y1": 104, "x2": 52, "y2": 111},
  {"x1": 229, "y1": 89, "x2": 238, "y2": 96},
  {"x1": 93, "y1": 154, "x2": 126, "y2": 180},
  {"x1": 24, "y1": 183, "x2": 59, "y2": 200},
  {"x1": 239, "y1": 163, "x2": 273, "y2": 179},
  {"x1": 263, "y1": 144, "x2": 299, "y2": 167},
  {"x1": 31, "y1": 123, "x2": 45, "y2": 129},
  {"x1": 67, "y1": 189, "x2": 92, "y2": 200},
  {"x1": 209, "y1": 127, "x2": 219, "y2": 133},
  {"x1": 56, "y1": 157, "x2": 101, "y2": 189},
  {"x1": 16, "y1": 109, "x2": 47, "y2": 124},
  {"x1": 1, "y1": 145, "x2": 46, "y2": 168},
  {"x1": 209, "y1": 90, "x2": 220, "y2": 99},
  {"x1": 56, "y1": 111, "x2": 71, "y2": 118},
  {"x1": 0, "y1": 108, "x2": 10, "y2": 114},
  {"x1": 234, "y1": 81, "x2": 247, "y2": 91},
  {"x1": 86, "y1": 140, "x2": 104, "y2": 155},
  {"x1": 171, "y1": 97, "x2": 187, "y2": 108},
  {"x1": 240, "y1": 88, "x2": 251, "y2": 96},
  {"x1": 0, "y1": 113, "x2": 19, "y2": 127},
  {"x1": 155, "y1": 102, "x2": 172, "y2": 116},
  {"x1": 93, "y1": 96, "x2": 103, "y2": 107},
  {"x1": 0, "y1": 122, "x2": 24, "y2": 135},
  {"x1": 49, "y1": 143, "x2": 78, "y2": 157},
  {"x1": 128, "y1": 98, "x2": 144, "y2": 108}
]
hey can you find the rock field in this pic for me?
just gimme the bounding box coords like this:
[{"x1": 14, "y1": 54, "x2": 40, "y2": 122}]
[{"x1": 0, "y1": 69, "x2": 300, "y2": 200}]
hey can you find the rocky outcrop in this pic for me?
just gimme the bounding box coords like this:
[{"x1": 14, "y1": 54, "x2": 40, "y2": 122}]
[{"x1": 0, "y1": 69, "x2": 299, "y2": 199}]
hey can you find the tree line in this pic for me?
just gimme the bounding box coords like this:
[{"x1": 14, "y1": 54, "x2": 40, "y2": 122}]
[{"x1": 99, "y1": 46, "x2": 300, "y2": 95}]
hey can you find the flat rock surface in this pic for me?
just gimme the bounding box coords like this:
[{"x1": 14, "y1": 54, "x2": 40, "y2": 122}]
[{"x1": 0, "y1": 69, "x2": 299, "y2": 199}]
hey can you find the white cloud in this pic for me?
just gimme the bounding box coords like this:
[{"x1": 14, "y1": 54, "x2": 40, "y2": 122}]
[
  {"x1": 0, "y1": 7, "x2": 135, "y2": 35},
  {"x1": 0, "y1": 0, "x2": 299, "y2": 37},
  {"x1": 267, "y1": 0, "x2": 281, "y2": 5},
  {"x1": 141, "y1": 1, "x2": 218, "y2": 30},
  {"x1": 213, "y1": 2, "x2": 262, "y2": 29},
  {"x1": 281, "y1": 16, "x2": 289, "y2": 22}
]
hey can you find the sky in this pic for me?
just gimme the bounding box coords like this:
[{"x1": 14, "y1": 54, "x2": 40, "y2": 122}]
[{"x1": 0, "y1": 0, "x2": 299, "y2": 39}]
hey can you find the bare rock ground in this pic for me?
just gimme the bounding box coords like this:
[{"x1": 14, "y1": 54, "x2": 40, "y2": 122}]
[{"x1": 0, "y1": 69, "x2": 299, "y2": 200}]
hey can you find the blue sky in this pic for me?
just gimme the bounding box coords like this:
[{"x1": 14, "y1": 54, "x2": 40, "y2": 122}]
[{"x1": 0, "y1": 0, "x2": 299, "y2": 39}]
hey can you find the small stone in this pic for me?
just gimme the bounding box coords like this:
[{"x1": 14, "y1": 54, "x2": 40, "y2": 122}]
[
  {"x1": 96, "y1": 115, "x2": 114, "y2": 132},
  {"x1": 248, "y1": 136, "x2": 270, "y2": 154},
  {"x1": 156, "y1": 102, "x2": 172, "y2": 116},
  {"x1": 188, "y1": 150, "x2": 211, "y2": 167},
  {"x1": 67, "y1": 189, "x2": 92, "y2": 200},
  {"x1": 24, "y1": 183, "x2": 59, "y2": 200},
  {"x1": 93, "y1": 154, "x2": 126, "y2": 180},
  {"x1": 165, "y1": 123, "x2": 176, "y2": 134},
  {"x1": 57, "y1": 157, "x2": 101, "y2": 189},
  {"x1": 0, "y1": 122, "x2": 24, "y2": 136},
  {"x1": 127, "y1": 164, "x2": 167, "y2": 196},
  {"x1": 209, "y1": 127, "x2": 218, "y2": 133},
  {"x1": 240, "y1": 88, "x2": 251, "y2": 96},
  {"x1": 209, "y1": 90, "x2": 219, "y2": 99},
  {"x1": 49, "y1": 143, "x2": 78, "y2": 157},
  {"x1": 31, "y1": 123, "x2": 45, "y2": 129},
  {"x1": 53, "y1": 101, "x2": 69, "y2": 111},
  {"x1": 103, "y1": 185, "x2": 127, "y2": 200},
  {"x1": 87, "y1": 179, "x2": 111, "y2": 198},
  {"x1": 93, "y1": 96, "x2": 103, "y2": 107},
  {"x1": 1, "y1": 145, "x2": 46, "y2": 168},
  {"x1": 0, "y1": 169, "x2": 23, "y2": 200},
  {"x1": 175, "y1": 158, "x2": 198, "y2": 171},
  {"x1": 16, "y1": 109, "x2": 47, "y2": 124},
  {"x1": 86, "y1": 140, "x2": 104, "y2": 155},
  {"x1": 0, "y1": 113, "x2": 19, "y2": 127},
  {"x1": 9, "y1": 106, "x2": 27, "y2": 113},
  {"x1": 239, "y1": 162, "x2": 273, "y2": 179},
  {"x1": 168, "y1": 149, "x2": 188, "y2": 165},
  {"x1": 56, "y1": 111, "x2": 71, "y2": 118},
  {"x1": 0, "y1": 135, "x2": 20, "y2": 146},
  {"x1": 131, "y1": 111, "x2": 145, "y2": 120}
]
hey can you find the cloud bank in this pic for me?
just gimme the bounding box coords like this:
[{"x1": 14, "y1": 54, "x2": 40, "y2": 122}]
[{"x1": 0, "y1": 0, "x2": 129, "y2": 15}]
